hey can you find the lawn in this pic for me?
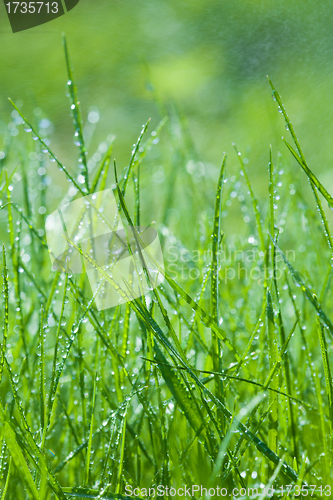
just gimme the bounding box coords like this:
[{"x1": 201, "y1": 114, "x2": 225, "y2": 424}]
[{"x1": 0, "y1": 34, "x2": 333, "y2": 498}]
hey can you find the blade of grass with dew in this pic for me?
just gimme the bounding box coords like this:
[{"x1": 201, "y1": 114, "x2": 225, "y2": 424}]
[
  {"x1": 266, "y1": 289, "x2": 279, "y2": 462},
  {"x1": 67, "y1": 279, "x2": 125, "y2": 366},
  {"x1": 118, "y1": 305, "x2": 130, "y2": 392},
  {"x1": 263, "y1": 318, "x2": 299, "y2": 397},
  {"x1": 0, "y1": 434, "x2": 7, "y2": 492},
  {"x1": 273, "y1": 289, "x2": 299, "y2": 464},
  {"x1": 20, "y1": 153, "x2": 32, "y2": 218},
  {"x1": 3, "y1": 359, "x2": 67, "y2": 500},
  {"x1": 269, "y1": 149, "x2": 299, "y2": 463},
  {"x1": 63, "y1": 34, "x2": 89, "y2": 192},
  {"x1": 313, "y1": 363, "x2": 330, "y2": 479},
  {"x1": 6, "y1": 172, "x2": 29, "y2": 364},
  {"x1": 115, "y1": 403, "x2": 128, "y2": 495},
  {"x1": 12, "y1": 216, "x2": 27, "y2": 355},
  {"x1": 268, "y1": 77, "x2": 333, "y2": 209},
  {"x1": 284, "y1": 140, "x2": 333, "y2": 209},
  {"x1": 234, "y1": 144, "x2": 265, "y2": 253},
  {"x1": 78, "y1": 319, "x2": 88, "y2": 435},
  {"x1": 206, "y1": 393, "x2": 265, "y2": 497},
  {"x1": 286, "y1": 276, "x2": 319, "y2": 400},
  {"x1": 268, "y1": 76, "x2": 305, "y2": 160},
  {"x1": 308, "y1": 181, "x2": 333, "y2": 253},
  {"x1": 126, "y1": 116, "x2": 168, "y2": 207},
  {"x1": 9, "y1": 99, "x2": 85, "y2": 195},
  {"x1": 136, "y1": 116, "x2": 168, "y2": 165},
  {"x1": 142, "y1": 246, "x2": 239, "y2": 358},
  {"x1": 39, "y1": 306, "x2": 47, "y2": 450},
  {"x1": 0, "y1": 247, "x2": 8, "y2": 387},
  {"x1": 45, "y1": 270, "x2": 64, "y2": 316},
  {"x1": 258, "y1": 452, "x2": 287, "y2": 500},
  {"x1": 271, "y1": 236, "x2": 333, "y2": 336},
  {"x1": 0, "y1": 457, "x2": 11, "y2": 500},
  {"x1": 146, "y1": 299, "x2": 170, "y2": 486},
  {"x1": 120, "y1": 120, "x2": 150, "y2": 196},
  {"x1": 165, "y1": 262, "x2": 241, "y2": 356},
  {"x1": 268, "y1": 146, "x2": 275, "y2": 265},
  {"x1": 133, "y1": 162, "x2": 140, "y2": 227},
  {"x1": 233, "y1": 296, "x2": 267, "y2": 378},
  {"x1": 319, "y1": 265, "x2": 333, "y2": 307},
  {"x1": 317, "y1": 319, "x2": 333, "y2": 444},
  {"x1": 211, "y1": 154, "x2": 227, "y2": 433},
  {"x1": 107, "y1": 397, "x2": 133, "y2": 489},
  {"x1": 153, "y1": 344, "x2": 216, "y2": 457},
  {"x1": 45, "y1": 272, "x2": 68, "y2": 432},
  {"x1": 159, "y1": 281, "x2": 209, "y2": 355},
  {"x1": 0, "y1": 416, "x2": 40, "y2": 500},
  {"x1": 85, "y1": 368, "x2": 97, "y2": 486},
  {"x1": 286, "y1": 277, "x2": 329, "y2": 476},
  {"x1": 90, "y1": 141, "x2": 114, "y2": 194}
]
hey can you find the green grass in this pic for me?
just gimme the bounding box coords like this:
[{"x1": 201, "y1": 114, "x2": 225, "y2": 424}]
[{"x1": 0, "y1": 40, "x2": 333, "y2": 499}]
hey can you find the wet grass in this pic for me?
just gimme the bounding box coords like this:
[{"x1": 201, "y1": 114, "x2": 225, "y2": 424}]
[{"x1": 0, "y1": 40, "x2": 333, "y2": 499}]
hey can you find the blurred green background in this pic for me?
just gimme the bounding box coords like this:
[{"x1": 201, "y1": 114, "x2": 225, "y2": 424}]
[{"x1": 0, "y1": 0, "x2": 333, "y2": 223}]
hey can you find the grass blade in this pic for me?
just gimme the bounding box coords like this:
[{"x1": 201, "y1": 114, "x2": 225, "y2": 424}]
[
  {"x1": 284, "y1": 140, "x2": 333, "y2": 209},
  {"x1": 271, "y1": 236, "x2": 333, "y2": 336},
  {"x1": 1, "y1": 417, "x2": 40, "y2": 500},
  {"x1": 317, "y1": 319, "x2": 333, "y2": 441},
  {"x1": 63, "y1": 34, "x2": 89, "y2": 192},
  {"x1": 211, "y1": 154, "x2": 227, "y2": 431},
  {"x1": 0, "y1": 247, "x2": 8, "y2": 387}
]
